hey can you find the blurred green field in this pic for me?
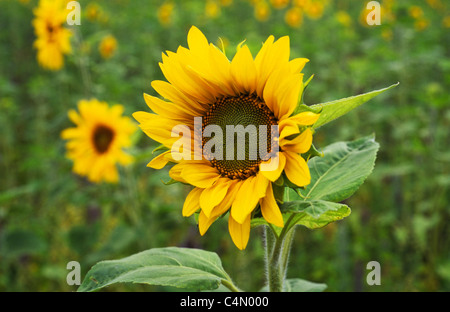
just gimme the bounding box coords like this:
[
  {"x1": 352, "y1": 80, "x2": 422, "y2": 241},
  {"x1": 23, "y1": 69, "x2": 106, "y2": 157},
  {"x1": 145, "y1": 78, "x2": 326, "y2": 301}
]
[{"x1": 0, "y1": 0, "x2": 449, "y2": 292}]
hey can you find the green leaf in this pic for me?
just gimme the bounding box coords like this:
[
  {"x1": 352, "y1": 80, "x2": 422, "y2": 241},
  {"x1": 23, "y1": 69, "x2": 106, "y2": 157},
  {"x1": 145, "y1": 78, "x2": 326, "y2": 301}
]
[
  {"x1": 251, "y1": 200, "x2": 350, "y2": 234},
  {"x1": 300, "y1": 135, "x2": 380, "y2": 202},
  {"x1": 85, "y1": 224, "x2": 137, "y2": 264},
  {"x1": 311, "y1": 83, "x2": 399, "y2": 129},
  {"x1": 260, "y1": 278, "x2": 327, "y2": 292},
  {"x1": 280, "y1": 200, "x2": 351, "y2": 230},
  {"x1": 0, "y1": 229, "x2": 47, "y2": 259},
  {"x1": 78, "y1": 247, "x2": 233, "y2": 292}
]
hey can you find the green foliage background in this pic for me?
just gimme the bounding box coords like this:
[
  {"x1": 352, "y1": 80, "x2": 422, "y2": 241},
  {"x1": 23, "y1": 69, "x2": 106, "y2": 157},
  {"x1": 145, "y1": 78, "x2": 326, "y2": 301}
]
[{"x1": 0, "y1": 0, "x2": 449, "y2": 292}]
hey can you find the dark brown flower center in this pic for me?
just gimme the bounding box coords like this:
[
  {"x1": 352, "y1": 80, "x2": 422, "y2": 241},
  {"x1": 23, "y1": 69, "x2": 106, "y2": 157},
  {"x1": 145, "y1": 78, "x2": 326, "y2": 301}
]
[
  {"x1": 202, "y1": 94, "x2": 278, "y2": 180},
  {"x1": 92, "y1": 125, "x2": 115, "y2": 154}
]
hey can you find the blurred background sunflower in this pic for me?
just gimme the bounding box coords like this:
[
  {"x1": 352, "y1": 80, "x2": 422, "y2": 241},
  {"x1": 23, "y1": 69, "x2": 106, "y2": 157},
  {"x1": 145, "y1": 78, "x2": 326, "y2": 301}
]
[
  {"x1": 61, "y1": 98, "x2": 136, "y2": 184},
  {"x1": 32, "y1": 0, "x2": 72, "y2": 70},
  {"x1": 0, "y1": 0, "x2": 448, "y2": 292}
]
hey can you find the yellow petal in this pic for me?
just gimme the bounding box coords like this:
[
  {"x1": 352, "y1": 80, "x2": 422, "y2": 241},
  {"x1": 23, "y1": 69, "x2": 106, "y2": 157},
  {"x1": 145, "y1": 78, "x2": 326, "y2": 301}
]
[
  {"x1": 68, "y1": 109, "x2": 82, "y2": 125},
  {"x1": 160, "y1": 52, "x2": 217, "y2": 104},
  {"x1": 288, "y1": 111, "x2": 320, "y2": 126},
  {"x1": 255, "y1": 170, "x2": 270, "y2": 198},
  {"x1": 60, "y1": 127, "x2": 79, "y2": 139},
  {"x1": 231, "y1": 175, "x2": 267, "y2": 224},
  {"x1": 279, "y1": 119, "x2": 300, "y2": 141},
  {"x1": 281, "y1": 128, "x2": 313, "y2": 154},
  {"x1": 187, "y1": 26, "x2": 209, "y2": 54},
  {"x1": 231, "y1": 44, "x2": 257, "y2": 93},
  {"x1": 180, "y1": 162, "x2": 221, "y2": 188},
  {"x1": 255, "y1": 36, "x2": 290, "y2": 98},
  {"x1": 260, "y1": 152, "x2": 286, "y2": 182},
  {"x1": 289, "y1": 58, "x2": 309, "y2": 74},
  {"x1": 208, "y1": 179, "x2": 240, "y2": 218},
  {"x1": 276, "y1": 73, "x2": 303, "y2": 119},
  {"x1": 182, "y1": 187, "x2": 203, "y2": 217},
  {"x1": 228, "y1": 214, "x2": 251, "y2": 250},
  {"x1": 254, "y1": 35, "x2": 275, "y2": 97},
  {"x1": 133, "y1": 111, "x2": 182, "y2": 147},
  {"x1": 198, "y1": 210, "x2": 218, "y2": 236},
  {"x1": 143, "y1": 93, "x2": 192, "y2": 121},
  {"x1": 199, "y1": 178, "x2": 232, "y2": 217},
  {"x1": 260, "y1": 183, "x2": 284, "y2": 228},
  {"x1": 147, "y1": 150, "x2": 172, "y2": 169},
  {"x1": 169, "y1": 163, "x2": 188, "y2": 183},
  {"x1": 284, "y1": 151, "x2": 311, "y2": 187},
  {"x1": 151, "y1": 80, "x2": 206, "y2": 115}
]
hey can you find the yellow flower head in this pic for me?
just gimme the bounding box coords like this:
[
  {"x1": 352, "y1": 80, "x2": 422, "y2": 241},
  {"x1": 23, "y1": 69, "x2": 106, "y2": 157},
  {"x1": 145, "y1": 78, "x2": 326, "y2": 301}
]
[
  {"x1": 158, "y1": 2, "x2": 175, "y2": 26},
  {"x1": 409, "y1": 6, "x2": 424, "y2": 19},
  {"x1": 443, "y1": 16, "x2": 450, "y2": 28},
  {"x1": 304, "y1": 0, "x2": 325, "y2": 20},
  {"x1": 270, "y1": 0, "x2": 289, "y2": 10},
  {"x1": 133, "y1": 26, "x2": 320, "y2": 250},
  {"x1": 254, "y1": 0, "x2": 271, "y2": 22},
  {"x1": 99, "y1": 35, "x2": 118, "y2": 59},
  {"x1": 32, "y1": 0, "x2": 72, "y2": 71},
  {"x1": 336, "y1": 10, "x2": 352, "y2": 28},
  {"x1": 414, "y1": 18, "x2": 429, "y2": 31},
  {"x1": 285, "y1": 7, "x2": 304, "y2": 28},
  {"x1": 205, "y1": 0, "x2": 221, "y2": 19},
  {"x1": 61, "y1": 99, "x2": 137, "y2": 184}
]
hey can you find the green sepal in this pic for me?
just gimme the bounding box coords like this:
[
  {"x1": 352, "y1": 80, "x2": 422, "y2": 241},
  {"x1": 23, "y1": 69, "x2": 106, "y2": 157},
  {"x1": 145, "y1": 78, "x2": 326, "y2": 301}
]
[
  {"x1": 296, "y1": 74, "x2": 315, "y2": 107},
  {"x1": 272, "y1": 182, "x2": 285, "y2": 204},
  {"x1": 273, "y1": 175, "x2": 284, "y2": 187},
  {"x1": 161, "y1": 178, "x2": 179, "y2": 185},
  {"x1": 294, "y1": 103, "x2": 323, "y2": 115},
  {"x1": 301, "y1": 143, "x2": 324, "y2": 161}
]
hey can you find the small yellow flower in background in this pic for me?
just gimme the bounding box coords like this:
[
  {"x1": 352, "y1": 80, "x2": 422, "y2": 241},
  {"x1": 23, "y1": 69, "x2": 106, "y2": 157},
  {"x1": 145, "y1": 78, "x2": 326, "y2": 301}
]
[
  {"x1": 409, "y1": 6, "x2": 424, "y2": 19},
  {"x1": 293, "y1": 0, "x2": 309, "y2": 8},
  {"x1": 359, "y1": 3, "x2": 394, "y2": 27},
  {"x1": 86, "y1": 2, "x2": 100, "y2": 21},
  {"x1": 254, "y1": 0, "x2": 271, "y2": 22},
  {"x1": 285, "y1": 7, "x2": 303, "y2": 28},
  {"x1": 381, "y1": 28, "x2": 393, "y2": 41},
  {"x1": 99, "y1": 35, "x2": 118, "y2": 59},
  {"x1": 414, "y1": 18, "x2": 430, "y2": 31},
  {"x1": 133, "y1": 26, "x2": 319, "y2": 250},
  {"x1": 85, "y1": 2, "x2": 108, "y2": 23},
  {"x1": 426, "y1": 0, "x2": 443, "y2": 10},
  {"x1": 270, "y1": 0, "x2": 289, "y2": 10},
  {"x1": 304, "y1": 0, "x2": 325, "y2": 20},
  {"x1": 61, "y1": 99, "x2": 137, "y2": 184},
  {"x1": 443, "y1": 16, "x2": 450, "y2": 28},
  {"x1": 32, "y1": 0, "x2": 72, "y2": 71},
  {"x1": 205, "y1": 0, "x2": 221, "y2": 19},
  {"x1": 336, "y1": 10, "x2": 352, "y2": 28},
  {"x1": 158, "y1": 1, "x2": 175, "y2": 26},
  {"x1": 220, "y1": 0, "x2": 233, "y2": 7}
]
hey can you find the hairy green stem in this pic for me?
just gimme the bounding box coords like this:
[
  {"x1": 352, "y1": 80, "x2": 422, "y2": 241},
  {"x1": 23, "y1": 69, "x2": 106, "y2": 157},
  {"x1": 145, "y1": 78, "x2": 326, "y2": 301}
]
[{"x1": 265, "y1": 215, "x2": 296, "y2": 292}]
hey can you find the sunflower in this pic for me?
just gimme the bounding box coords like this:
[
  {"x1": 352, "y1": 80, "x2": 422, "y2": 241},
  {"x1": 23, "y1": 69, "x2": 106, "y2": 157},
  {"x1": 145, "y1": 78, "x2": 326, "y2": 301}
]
[
  {"x1": 61, "y1": 99, "x2": 137, "y2": 184},
  {"x1": 133, "y1": 26, "x2": 319, "y2": 250},
  {"x1": 98, "y1": 35, "x2": 118, "y2": 59},
  {"x1": 32, "y1": 0, "x2": 72, "y2": 71}
]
